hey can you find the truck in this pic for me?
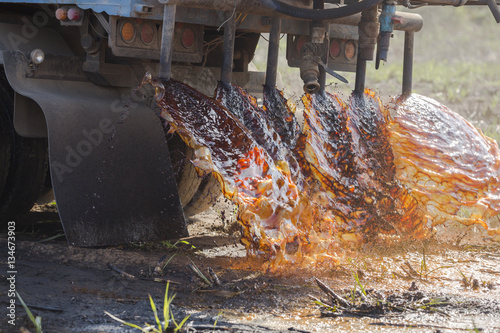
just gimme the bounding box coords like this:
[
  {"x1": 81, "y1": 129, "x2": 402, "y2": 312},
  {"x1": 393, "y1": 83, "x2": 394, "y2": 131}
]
[{"x1": 0, "y1": 0, "x2": 499, "y2": 246}]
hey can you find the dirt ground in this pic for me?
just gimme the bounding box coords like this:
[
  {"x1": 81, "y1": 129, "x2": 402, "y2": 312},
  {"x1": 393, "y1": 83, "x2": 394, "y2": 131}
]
[{"x1": 1, "y1": 200, "x2": 500, "y2": 333}]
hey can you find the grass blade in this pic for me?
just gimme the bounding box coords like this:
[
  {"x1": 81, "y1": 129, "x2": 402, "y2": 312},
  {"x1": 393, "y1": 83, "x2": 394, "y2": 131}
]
[
  {"x1": 36, "y1": 232, "x2": 65, "y2": 243},
  {"x1": 106, "y1": 280, "x2": 190, "y2": 332},
  {"x1": 148, "y1": 294, "x2": 162, "y2": 331},
  {"x1": 16, "y1": 292, "x2": 43, "y2": 333},
  {"x1": 162, "y1": 254, "x2": 176, "y2": 270},
  {"x1": 354, "y1": 272, "x2": 366, "y2": 297},
  {"x1": 174, "y1": 314, "x2": 191, "y2": 332},
  {"x1": 163, "y1": 282, "x2": 170, "y2": 331},
  {"x1": 104, "y1": 311, "x2": 146, "y2": 331},
  {"x1": 213, "y1": 310, "x2": 223, "y2": 329},
  {"x1": 188, "y1": 259, "x2": 213, "y2": 287}
]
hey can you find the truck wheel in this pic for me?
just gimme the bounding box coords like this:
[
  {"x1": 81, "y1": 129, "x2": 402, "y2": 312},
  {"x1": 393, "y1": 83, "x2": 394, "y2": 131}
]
[
  {"x1": 167, "y1": 133, "x2": 203, "y2": 207},
  {"x1": 167, "y1": 133, "x2": 222, "y2": 218},
  {"x1": 0, "y1": 71, "x2": 49, "y2": 225},
  {"x1": 183, "y1": 173, "x2": 222, "y2": 217},
  {"x1": 140, "y1": 87, "x2": 221, "y2": 219}
]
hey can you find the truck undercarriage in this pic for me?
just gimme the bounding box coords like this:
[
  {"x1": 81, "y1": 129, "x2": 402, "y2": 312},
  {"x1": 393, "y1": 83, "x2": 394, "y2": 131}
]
[{"x1": 0, "y1": 0, "x2": 499, "y2": 246}]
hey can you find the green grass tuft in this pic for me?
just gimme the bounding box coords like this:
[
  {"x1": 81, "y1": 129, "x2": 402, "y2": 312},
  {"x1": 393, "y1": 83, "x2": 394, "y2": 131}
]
[{"x1": 105, "y1": 282, "x2": 190, "y2": 332}]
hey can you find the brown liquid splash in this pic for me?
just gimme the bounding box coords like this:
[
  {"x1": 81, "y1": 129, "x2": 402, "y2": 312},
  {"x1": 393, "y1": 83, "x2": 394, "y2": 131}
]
[
  {"x1": 141, "y1": 73, "x2": 500, "y2": 266},
  {"x1": 387, "y1": 94, "x2": 500, "y2": 237},
  {"x1": 295, "y1": 91, "x2": 426, "y2": 242}
]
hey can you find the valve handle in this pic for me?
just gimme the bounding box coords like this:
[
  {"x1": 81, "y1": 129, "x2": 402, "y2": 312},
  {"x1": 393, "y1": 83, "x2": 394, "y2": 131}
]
[{"x1": 316, "y1": 59, "x2": 349, "y2": 84}]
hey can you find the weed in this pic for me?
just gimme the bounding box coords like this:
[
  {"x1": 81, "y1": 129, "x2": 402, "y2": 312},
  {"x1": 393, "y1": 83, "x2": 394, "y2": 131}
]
[
  {"x1": 458, "y1": 269, "x2": 480, "y2": 290},
  {"x1": 162, "y1": 254, "x2": 177, "y2": 271},
  {"x1": 346, "y1": 257, "x2": 368, "y2": 271},
  {"x1": 420, "y1": 247, "x2": 428, "y2": 277},
  {"x1": 353, "y1": 272, "x2": 367, "y2": 297},
  {"x1": 213, "y1": 310, "x2": 223, "y2": 329},
  {"x1": 311, "y1": 298, "x2": 337, "y2": 313},
  {"x1": 378, "y1": 263, "x2": 388, "y2": 279},
  {"x1": 415, "y1": 297, "x2": 451, "y2": 315},
  {"x1": 468, "y1": 320, "x2": 481, "y2": 332},
  {"x1": 403, "y1": 248, "x2": 453, "y2": 279},
  {"x1": 458, "y1": 269, "x2": 471, "y2": 285},
  {"x1": 313, "y1": 278, "x2": 451, "y2": 318},
  {"x1": 345, "y1": 272, "x2": 368, "y2": 304},
  {"x1": 105, "y1": 282, "x2": 190, "y2": 332},
  {"x1": 188, "y1": 258, "x2": 213, "y2": 287},
  {"x1": 162, "y1": 240, "x2": 196, "y2": 250},
  {"x1": 128, "y1": 239, "x2": 197, "y2": 252},
  {"x1": 36, "y1": 232, "x2": 65, "y2": 243},
  {"x1": 16, "y1": 292, "x2": 43, "y2": 333}
]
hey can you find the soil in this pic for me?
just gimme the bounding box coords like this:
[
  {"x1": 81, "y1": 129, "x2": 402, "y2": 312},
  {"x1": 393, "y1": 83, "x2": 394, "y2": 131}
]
[{"x1": 1, "y1": 201, "x2": 500, "y2": 333}]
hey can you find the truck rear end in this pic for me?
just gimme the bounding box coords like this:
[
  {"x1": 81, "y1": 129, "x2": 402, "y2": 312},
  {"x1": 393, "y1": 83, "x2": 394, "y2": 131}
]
[{"x1": 0, "y1": 0, "x2": 498, "y2": 246}]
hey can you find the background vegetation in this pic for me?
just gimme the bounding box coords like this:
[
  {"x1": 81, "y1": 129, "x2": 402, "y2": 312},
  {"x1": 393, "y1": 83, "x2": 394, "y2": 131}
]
[{"x1": 253, "y1": 6, "x2": 500, "y2": 141}]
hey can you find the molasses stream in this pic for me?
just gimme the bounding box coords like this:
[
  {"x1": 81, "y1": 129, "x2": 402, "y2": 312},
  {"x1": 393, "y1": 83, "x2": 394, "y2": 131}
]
[{"x1": 141, "y1": 73, "x2": 500, "y2": 268}]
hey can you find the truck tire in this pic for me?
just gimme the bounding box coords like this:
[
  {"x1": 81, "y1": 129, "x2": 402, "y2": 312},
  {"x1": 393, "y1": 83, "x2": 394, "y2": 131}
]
[
  {"x1": 167, "y1": 133, "x2": 203, "y2": 207},
  {"x1": 183, "y1": 173, "x2": 222, "y2": 217},
  {"x1": 167, "y1": 133, "x2": 222, "y2": 218},
  {"x1": 0, "y1": 71, "x2": 49, "y2": 226}
]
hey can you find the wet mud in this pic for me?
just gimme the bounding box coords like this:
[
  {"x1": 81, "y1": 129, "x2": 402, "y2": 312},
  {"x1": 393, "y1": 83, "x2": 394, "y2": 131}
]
[{"x1": 2, "y1": 205, "x2": 499, "y2": 333}]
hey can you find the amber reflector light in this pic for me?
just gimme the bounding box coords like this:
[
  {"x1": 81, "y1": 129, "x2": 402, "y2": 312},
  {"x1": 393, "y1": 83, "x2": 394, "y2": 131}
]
[
  {"x1": 345, "y1": 41, "x2": 356, "y2": 60},
  {"x1": 55, "y1": 8, "x2": 67, "y2": 21},
  {"x1": 121, "y1": 21, "x2": 135, "y2": 43}
]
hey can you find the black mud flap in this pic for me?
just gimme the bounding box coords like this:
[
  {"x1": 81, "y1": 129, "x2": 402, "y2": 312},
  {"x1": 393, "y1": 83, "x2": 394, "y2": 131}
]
[{"x1": 3, "y1": 52, "x2": 188, "y2": 246}]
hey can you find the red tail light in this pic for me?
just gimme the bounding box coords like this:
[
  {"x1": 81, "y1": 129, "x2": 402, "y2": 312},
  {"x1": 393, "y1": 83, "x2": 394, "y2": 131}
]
[
  {"x1": 140, "y1": 23, "x2": 155, "y2": 45},
  {"x1": 67, "y1": 8, "x2": 81, "y2": 21},
  {"x1": 329, "y1": 39, "x2": 341, "y2": 58},
  {"x1": 181, "y1": 28, "x2": 195, "y2": 49}
]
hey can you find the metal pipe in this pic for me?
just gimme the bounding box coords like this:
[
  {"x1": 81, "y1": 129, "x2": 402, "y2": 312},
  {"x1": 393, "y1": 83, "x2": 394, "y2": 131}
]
[
  {"x1": 413, "y1": 0, "x2": 467, "y2": 5},
  {"x1": 221, "y1": 13, "x2": 236, "y2": 86},
  {"x1": 331, "y1": 11, "x2": 423, "y2": 32},
  {"x1": 313, "y1": 0, "x2": 326, "y2": 94},
  {"x1": 402, "y1": 31, "x2": 414, "y2": 96},
  {"x1": 160, "y1": 0, "x2": 424, "y2": 33},
  {"x1": 318, "y1": 57, "x2": 326, "y2": 93},
  {"x1": 354, "y1": 6, "x2": 377, "y2": 94},
  {"x1": 485, "y1": 0, "x2": 500, "y2": 23},
  {"x1": 265, "y1": 17, "x2": 282, "y2": 88},
  {"x1": 357, "y1": 6, "x2": 379, "y2": 61},
  {"x1": 258, "y1": 0, "x2": 381, "y2": 21},
  {"x1": 378, "y1": 2, "x2": 396, "y2": 62},
  {"x1": 354, "y1": 58, "x2": 366, "y2": 94},
  {"x1": 300, "y1": 44, "x2": 321, "y2": 94},
  {"x1": 159, "y1": 5, "x2": 177, "y2": 80},
  {"x1": 160, "y1": 0, "x2": 278, "y2": 16},
  {"x1": 162, "y1": 0, "x2": 380, "y2": 20}
]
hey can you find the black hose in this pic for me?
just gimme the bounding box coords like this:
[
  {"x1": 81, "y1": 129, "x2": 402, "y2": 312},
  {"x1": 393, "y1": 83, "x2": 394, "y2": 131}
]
[{"x1": 258, "y1": 0, "x2": 381, "y2": 20}]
